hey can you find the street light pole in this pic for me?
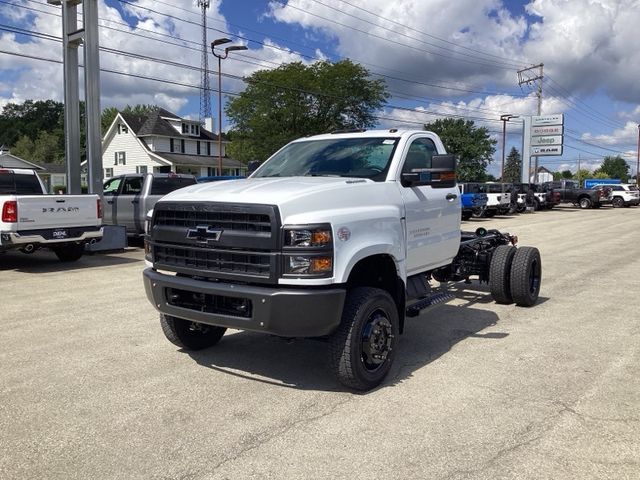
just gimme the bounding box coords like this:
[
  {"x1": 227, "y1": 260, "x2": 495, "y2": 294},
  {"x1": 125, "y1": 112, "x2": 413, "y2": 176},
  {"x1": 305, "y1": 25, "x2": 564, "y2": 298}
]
[
  {"x1": 500, "y1": 114, "x2": 518, "y2": 181},
  {"x1": 211, "y1": 38, "x2": 247, "y2": 176}
]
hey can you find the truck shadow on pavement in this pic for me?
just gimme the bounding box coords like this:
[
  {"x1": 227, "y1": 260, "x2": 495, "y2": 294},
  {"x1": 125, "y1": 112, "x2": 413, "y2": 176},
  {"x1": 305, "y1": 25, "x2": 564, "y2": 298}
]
[
  {"x1": 186, "y1": 304, "x2": 504, "y2": 393},
  {"x1": 0, "y1": 249, "x2": 141, "y2": 273},
  {"x1": 446, "y1": 282, "x2": 550, "y2": 307}
]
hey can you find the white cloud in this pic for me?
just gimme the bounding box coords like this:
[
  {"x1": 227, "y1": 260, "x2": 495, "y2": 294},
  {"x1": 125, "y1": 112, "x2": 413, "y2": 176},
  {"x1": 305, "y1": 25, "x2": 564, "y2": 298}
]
[
  {"x1": 523, "y1": 0, "x2": 640, "y2": 102},
  {"x1": 581, "y1": 121, "x2": 638, "y2": 146}
]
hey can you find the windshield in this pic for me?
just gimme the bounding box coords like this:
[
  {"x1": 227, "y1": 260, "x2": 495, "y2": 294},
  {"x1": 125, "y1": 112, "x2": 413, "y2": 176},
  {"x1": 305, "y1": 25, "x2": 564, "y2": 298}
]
[{"x1": 252, "y1": 137, "x2": 399, "y2": 181}]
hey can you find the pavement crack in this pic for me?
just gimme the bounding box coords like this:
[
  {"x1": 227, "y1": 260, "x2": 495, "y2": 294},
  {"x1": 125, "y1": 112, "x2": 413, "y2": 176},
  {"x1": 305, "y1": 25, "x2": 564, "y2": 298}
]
[{"x1": 206, "y1": 395, "x2": 353, "y2": 477}]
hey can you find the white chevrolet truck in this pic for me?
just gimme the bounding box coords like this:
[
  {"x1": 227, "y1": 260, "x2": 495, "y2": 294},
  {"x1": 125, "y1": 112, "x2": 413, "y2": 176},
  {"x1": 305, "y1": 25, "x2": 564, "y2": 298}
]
[
  {"x1": 1, "y1": 168, "x2": 103, "y2": 261},
  {"x1": 143, "y1": 130, "x2": 542, "y2": 390}
]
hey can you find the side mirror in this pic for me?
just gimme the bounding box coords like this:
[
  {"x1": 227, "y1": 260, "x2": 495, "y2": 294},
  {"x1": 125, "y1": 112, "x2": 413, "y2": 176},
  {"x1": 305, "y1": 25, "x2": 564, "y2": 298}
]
[{"x1": 401, "y1": 154, "x2": 457, "y2": 188}]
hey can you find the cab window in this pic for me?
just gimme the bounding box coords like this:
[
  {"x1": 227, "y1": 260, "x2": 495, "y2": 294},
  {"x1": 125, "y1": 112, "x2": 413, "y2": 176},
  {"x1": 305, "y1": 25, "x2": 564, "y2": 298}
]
[
  {"x1": 122, "y1": 176, "x2": 143, "y2": 195},
  {"x1": 103, "y1": 177, "x2": 122, "y2": 196}
]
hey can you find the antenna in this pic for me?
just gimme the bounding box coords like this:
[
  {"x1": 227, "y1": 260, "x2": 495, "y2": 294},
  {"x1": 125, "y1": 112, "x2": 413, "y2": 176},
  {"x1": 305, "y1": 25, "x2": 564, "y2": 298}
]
[{"x1": 197, "y1": 0, "x2": 212, "y2": 124}]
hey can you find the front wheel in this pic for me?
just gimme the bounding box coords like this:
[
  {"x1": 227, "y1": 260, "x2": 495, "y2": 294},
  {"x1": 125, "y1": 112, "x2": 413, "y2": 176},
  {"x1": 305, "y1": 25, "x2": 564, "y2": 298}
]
[
  {"x1": 509, "y1": 247, "x2": 542, "y2": 307},
  {"x1": 329, "y1": 287, "x2": 399, "y2": 391},
  {"x1": 579, "y1": 197, "x2": 592, "y2": 209},
  {"x1": 53, "y1": 242, "x2": 85, "y2": 262},
  {"x1": 612, "y1": 197, "x2": 624, "y2": 208},
  {"x1": 160, "y1": 314, "x2": 226, "y2": 350}
]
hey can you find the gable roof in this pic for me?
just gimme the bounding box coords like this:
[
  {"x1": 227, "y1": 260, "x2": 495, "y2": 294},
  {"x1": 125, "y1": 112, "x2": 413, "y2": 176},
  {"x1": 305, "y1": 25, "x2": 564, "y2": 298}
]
[
  {"x1": 120, "y1": 108, "x2": 218, "y2": 141},
  {"x1": 0, "y1": 152, "x2": 45, "y2": 170}
]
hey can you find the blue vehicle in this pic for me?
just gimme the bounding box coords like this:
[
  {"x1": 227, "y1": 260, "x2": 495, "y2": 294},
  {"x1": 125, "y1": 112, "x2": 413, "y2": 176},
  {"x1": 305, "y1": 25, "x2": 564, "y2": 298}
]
[
  {"x1": 196, "y1": 175, "x2": 245, "y2": 183},
  {"x1": 458, "y1": 184, "x2": 488, "y2": 220}
]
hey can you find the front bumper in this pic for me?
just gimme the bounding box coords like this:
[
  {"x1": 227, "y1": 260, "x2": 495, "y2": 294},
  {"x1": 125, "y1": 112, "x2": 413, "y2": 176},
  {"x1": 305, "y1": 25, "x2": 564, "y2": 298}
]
[
  {"x1": 143, "y1": 268, "x2": 346, "y2": 337},
  {"x1": 0, "y1": 226, "x2": 103, "y2": 247}
]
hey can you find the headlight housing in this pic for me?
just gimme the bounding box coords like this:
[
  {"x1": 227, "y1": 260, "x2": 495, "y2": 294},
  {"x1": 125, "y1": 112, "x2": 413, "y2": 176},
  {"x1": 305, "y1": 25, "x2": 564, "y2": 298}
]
[{"x1": 282, "y1": 224, "x2": 333, "y2": 277}]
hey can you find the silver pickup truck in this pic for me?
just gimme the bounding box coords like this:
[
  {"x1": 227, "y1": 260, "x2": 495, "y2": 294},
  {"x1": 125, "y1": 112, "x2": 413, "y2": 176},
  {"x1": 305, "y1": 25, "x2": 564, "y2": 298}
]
[{"x1": 102, "y1": 173, "x2": 196, "y2": 235}]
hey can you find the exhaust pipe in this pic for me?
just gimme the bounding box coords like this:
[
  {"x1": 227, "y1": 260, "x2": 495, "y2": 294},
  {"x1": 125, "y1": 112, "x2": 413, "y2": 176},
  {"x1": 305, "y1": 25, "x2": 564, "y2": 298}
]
[
  {"x1": 89, "y1": 238, "x2": 98, "y2": 245},
  {"x1": 20, "y1": 243, "x2": 37, "y2": 254}
]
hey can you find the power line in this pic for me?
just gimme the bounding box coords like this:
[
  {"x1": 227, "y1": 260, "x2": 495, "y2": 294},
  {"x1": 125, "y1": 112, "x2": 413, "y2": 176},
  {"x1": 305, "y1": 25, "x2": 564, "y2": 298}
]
[{"x1": 279, "y1": 0, "x2": 527, "y2": 70}]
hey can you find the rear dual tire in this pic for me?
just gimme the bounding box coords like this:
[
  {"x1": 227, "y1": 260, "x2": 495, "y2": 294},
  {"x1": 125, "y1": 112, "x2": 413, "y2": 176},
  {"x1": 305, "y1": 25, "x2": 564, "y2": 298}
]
[{"x1": 489, "y1": 246, "x2": 541, "y2": 307}]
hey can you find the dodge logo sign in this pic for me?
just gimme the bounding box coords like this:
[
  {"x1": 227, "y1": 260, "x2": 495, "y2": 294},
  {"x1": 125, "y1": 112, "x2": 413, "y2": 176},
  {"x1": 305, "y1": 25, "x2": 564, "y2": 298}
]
[{"x1": 186, "y1": 225, "x2": 223, "y2": 244}]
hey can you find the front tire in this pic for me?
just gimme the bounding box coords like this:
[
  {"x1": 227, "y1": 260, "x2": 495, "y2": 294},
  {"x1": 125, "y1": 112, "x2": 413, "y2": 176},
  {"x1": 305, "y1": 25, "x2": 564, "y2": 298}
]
[
  {"x1": 160, "y1": 314, "x2": 226, "y2": 350},
  {"x1": 612, "y1": 197, "x2": 624, "y2": 208},
  {"x1": 509, "y1": 247, "x2": 542, "y2": 307},
  {"x1": 489, "y1": 245, "x2": 516, "y2": 304},
  {"x1": 329, "y1": 287, "x2": 399, "y2": 391},
  {"x1": 53, "y1": 242, "x2": 85, "y2": 262}
]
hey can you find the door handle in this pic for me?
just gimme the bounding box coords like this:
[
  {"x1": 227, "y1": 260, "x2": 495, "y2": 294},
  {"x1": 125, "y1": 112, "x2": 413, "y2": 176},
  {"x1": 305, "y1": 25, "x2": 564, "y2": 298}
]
[
  {"x1": 446, "y1": 193, "x2": 458, "y2": 201},
  {"x1": 131, "y1": 200, "x2": 139, "y2": 204},
  {"x1": 107, "y1": 200, "x2": 113, "y2": 204}
]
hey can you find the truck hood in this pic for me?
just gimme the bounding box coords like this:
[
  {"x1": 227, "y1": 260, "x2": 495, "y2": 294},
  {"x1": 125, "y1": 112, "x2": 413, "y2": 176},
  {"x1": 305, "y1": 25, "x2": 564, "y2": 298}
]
[{"x1": 158, "y1": 177, "x2": 401, "y2": 223}]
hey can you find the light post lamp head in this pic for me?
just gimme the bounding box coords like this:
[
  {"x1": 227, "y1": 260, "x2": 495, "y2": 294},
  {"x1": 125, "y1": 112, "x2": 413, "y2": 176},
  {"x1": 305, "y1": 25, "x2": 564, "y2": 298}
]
[
  {"x1": 225, "y1": 45, "x2": 248, "y2": 55},
  {"x1": 500, "y1": 114, "x2": 519, "y2": 122}
]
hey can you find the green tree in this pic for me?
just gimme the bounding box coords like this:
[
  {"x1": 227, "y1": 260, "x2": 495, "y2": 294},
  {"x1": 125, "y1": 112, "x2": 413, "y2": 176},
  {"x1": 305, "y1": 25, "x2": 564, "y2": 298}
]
[
  {"x1": 11, "y1": 135, "x2": 35, "y2": 160},
  {"x1": 595, "y1": 155, "x2": 630, "y2": 182},
  {"x1": 0, "y1": 100, "x2": 64, "y2": 149},
  {"x1": 32, "y1": 131, "x2": 63, "y2": 163},
  {"x1": 561, "y1": 169, "x2": 573, "y2": 179},
  {"x1": 226, "y1": 60, "x2": 388, "y2": 162},
  {"x1": 573, "y1": 169, "x2": 592, "y2": 186},
  {"x1": 101, "y1": 104, "x2": 157, "y2": 134},
  {"x1": 502, "y1": 146, "x2": 521, "y2": 183},
  {"x1": 423, "y1": 118, "x2": 497, "y2": 182}
]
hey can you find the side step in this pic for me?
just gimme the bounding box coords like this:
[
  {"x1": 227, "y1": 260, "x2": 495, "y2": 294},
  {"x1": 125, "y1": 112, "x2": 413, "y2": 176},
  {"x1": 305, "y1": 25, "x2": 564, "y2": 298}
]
[{"x1": 406, "y1": 292, "x2": 455, "y2": 317}]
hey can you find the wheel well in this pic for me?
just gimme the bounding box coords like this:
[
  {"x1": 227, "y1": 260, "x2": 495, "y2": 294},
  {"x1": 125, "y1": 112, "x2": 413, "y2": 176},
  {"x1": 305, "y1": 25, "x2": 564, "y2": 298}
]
[{"x1": 346, "y1": 254, "x2": 406, "y2": 333}]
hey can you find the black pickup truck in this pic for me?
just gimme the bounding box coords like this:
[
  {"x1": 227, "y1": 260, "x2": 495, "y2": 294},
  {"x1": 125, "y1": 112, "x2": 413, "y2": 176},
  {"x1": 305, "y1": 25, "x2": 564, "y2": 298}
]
[{"x1": 540, "y1": 180, "x2": 610, "y2": 209}]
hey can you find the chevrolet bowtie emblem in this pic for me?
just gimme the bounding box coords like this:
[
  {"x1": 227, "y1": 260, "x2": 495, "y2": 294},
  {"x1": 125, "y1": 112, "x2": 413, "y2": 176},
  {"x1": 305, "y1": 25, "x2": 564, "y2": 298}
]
[{"x1": 186, "y1": 225, "x2": 223, "y2": 243}]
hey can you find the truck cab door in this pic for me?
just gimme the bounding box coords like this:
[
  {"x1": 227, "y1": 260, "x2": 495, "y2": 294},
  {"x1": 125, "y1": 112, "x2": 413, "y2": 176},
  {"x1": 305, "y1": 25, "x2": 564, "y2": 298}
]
[
  {"x1": 102, "y1": 176, "x2": 123, "y2": 225},
  {"x1": 116, "y1": 175, "x2": 143, "y2": 233},
  {"x1": 398, "y1": 137, "x2": 461, "y2": 274}
]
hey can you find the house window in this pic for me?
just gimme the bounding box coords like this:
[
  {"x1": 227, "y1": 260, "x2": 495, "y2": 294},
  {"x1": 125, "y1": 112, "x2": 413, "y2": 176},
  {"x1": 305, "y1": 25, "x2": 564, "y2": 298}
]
[
  {"x1": 181, "y1": 139, "x2": 185, "y2": 153},
  {"x1": 181, "y1": 123, "x2": 188, "y2": 134},
  {"x1": 170, "y1": 138, "x2": 175, "y2": 152},
  {"x1": 104, "y1": 167, "x2": 113, "y2": 178},
  {"x1": 136, "y1": 166, "x2": 148, "y2": 174},
  {"x1": 114, "y1": 151, "x2": 126, "y2": 165},
  {"x1": 207, "y1": 142, "x2": 211, "y2": 156},
  {"x1": 197, "y1": 141, "x2": 201, "y2": 155},
  {"x1": 117, "y1": 124, "x2": 128, "y2": 134}
]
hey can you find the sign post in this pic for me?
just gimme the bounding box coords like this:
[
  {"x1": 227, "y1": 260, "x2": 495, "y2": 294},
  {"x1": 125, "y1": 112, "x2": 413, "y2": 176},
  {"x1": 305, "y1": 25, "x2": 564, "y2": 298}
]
[{"x1": 521, "y1": 114, "x2": 564, "y2": 183}]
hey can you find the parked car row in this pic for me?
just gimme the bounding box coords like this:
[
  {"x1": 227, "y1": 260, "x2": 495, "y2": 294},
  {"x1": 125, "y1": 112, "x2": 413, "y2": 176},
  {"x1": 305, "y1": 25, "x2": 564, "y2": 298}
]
[{"x1": 459, "y1": 179, "x2": 639, "y2": 222}]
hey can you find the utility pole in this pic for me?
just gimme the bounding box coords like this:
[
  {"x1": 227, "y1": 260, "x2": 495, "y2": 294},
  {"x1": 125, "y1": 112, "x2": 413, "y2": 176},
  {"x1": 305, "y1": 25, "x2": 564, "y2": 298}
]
[
  {"x1": 636, "y1": 124, "x2": 639, "y2": 187},
  {"x1": 518, "y1": 63, "x2": 544, "y2": 181},
  {"x1": 577, "y1": 154, "x2": 581, "y2": 187}
]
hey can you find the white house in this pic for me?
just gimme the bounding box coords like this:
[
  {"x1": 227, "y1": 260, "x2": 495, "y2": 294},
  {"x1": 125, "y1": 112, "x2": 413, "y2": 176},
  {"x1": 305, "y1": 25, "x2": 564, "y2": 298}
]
[{"x1": 101, "y1": 108, "x2": 246, "y2": 179}]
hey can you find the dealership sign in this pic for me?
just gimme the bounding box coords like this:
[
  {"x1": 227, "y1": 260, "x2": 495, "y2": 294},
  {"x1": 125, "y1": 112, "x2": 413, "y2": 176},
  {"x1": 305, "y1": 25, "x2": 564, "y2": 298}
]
[
  {"x1": 521, "y1": 114, "x2": 565, "y2": 183},
  {"x1": 531, "y1": 145, "x2": 563, "y2": 156},
  {"x1": 531, "y1": 114, "x2": 564, "y2": 126}
]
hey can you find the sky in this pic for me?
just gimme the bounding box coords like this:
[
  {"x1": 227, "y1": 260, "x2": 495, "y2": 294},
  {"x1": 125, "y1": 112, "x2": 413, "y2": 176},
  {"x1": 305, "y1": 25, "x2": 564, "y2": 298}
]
[{"x1": 1, "y1": 0, "x2": 639, "y2": 178}]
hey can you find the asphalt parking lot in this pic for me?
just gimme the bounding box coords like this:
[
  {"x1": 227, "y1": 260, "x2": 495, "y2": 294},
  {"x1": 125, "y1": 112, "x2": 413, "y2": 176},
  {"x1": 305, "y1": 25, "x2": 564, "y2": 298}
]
[{"x1": 1, "y1": 206, "x2": 639, "y2": 480}]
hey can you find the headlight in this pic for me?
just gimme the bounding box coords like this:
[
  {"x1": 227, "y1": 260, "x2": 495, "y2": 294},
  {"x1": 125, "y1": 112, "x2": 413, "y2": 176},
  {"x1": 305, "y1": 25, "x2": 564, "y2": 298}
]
[
  {"x1": 282, "y1": 224, "x2": 333, "y2": 277},
  {"x1": 284, "y1": 225, "x2": 332, "y2": 247},
  {"x1": 284, "y1": 255, "x2": 333, "y2": 275},
  {"x1": 144, "y1": 210, "x2": 153, "y2": 261}
]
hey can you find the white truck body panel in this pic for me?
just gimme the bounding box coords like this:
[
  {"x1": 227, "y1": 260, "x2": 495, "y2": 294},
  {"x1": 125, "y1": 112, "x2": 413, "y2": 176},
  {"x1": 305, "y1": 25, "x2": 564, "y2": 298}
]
[{"x1": 158, "y1": 129, "x2": 461, "y2": 285}]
